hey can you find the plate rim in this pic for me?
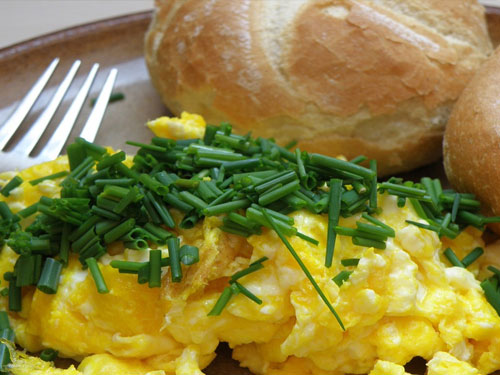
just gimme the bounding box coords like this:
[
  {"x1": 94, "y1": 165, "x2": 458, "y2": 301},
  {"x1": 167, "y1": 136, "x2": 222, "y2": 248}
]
[{"x1": 0, "y1": 10, "x2": 153, "y2": 62}]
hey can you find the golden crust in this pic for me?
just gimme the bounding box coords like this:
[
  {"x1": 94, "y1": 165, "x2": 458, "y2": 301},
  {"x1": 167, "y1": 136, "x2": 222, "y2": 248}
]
[
  {"x1": 443, "y1": 46, "x2": 500, "y2": 231},
  {"x1": 145, "y1": 0, "x2": 492, "y2": 175}
]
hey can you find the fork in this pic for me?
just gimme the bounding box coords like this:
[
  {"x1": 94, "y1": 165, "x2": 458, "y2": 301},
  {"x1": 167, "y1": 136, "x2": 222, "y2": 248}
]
[{"x1": 0, "y1": 58, "x2": 118, "y2": 172}]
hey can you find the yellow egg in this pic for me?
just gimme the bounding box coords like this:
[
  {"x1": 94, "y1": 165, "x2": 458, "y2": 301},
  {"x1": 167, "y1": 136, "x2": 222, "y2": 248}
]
[{"x1": 2, "y1": 112, "x2": 500, "y2": 375}]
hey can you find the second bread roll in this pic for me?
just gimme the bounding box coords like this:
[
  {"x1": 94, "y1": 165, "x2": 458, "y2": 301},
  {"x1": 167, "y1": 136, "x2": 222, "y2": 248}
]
[{"x1": 145, "y1": 0, "x2": 492, "y2": 175}]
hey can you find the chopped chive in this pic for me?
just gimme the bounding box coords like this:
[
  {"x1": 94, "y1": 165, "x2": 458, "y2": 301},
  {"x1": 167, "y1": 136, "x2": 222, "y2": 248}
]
[
  {"x1": 361, "y1": 213, "x2": 395, "y2": 234},
  {"x1": 145, "y1": 192, "x2": 175, "y2": 228},
  {"x1": 203, "y1": 199, "x2": 250, "y2": 216},
  {"x1": 0, "y1": 202, "x2": 14, "y2": 220},
  {"x1": 457, "y1": 211, "x2": 483, "y2": 227},
  {"x1": 37, "y1": 258, "x2": 63, "y2": 294},
  {"x1": 40, "y1": 348, "x2": 58, "y2": 362},
  {"x1": 380, "y1": 182, "x2": 426, "y2": 197},
  {"x1": 352, "y1": 236, "x2": 386, "y2": 249},
  {"x1": 85, "y1": 257, "x2": 109, "y2": 294},
  {"x1": 356, "y1": 222, "x2": 394, "y2": 238},
  {"x1": 178, "y1": 191, "x2": 208, "y2": 210},
  {"x1": 167, "y1": 238, "x2": 182, "y2": 282},
  {"x1": 341, "y1": 258, "x2": 359, "y2": 267},
  {"x1": 96, "y1": 151, "x2": 126, "y2": 171},
  {"x1": 296, "y1": 232, "x2": 319, "y2": 245},
  {"x1": 126, "y1": 141, "x2": 167, "y2": 153},
  {"x1": 246, "y1": 207, "x2": 296, "y2": 237},
  {"x1": 149, "y1": 250, "x2": 162, "y2": 288},
  {"x1": 29, "y1": 171, "x2": 69, "y2": 185},
  {"x1": 488, "y1": 266, "x2": 500, "y2": 278},
  {"x1": 369, "y1": 160, "x2": 377, "y2": 210},
  {"x1": 17, "y1": 202, "x2": 38, "y2": 218},
  {"x1": 103, "y1": 218, "x2": 135, "y2": 244},
  {"x1": 326, "y1": 179, "x2": 342, "y2": 268},
  {"x1": 59, "y1": 223, "x2": 70, "y2": 266},
  {"x1": 262, "y1": 209, "x2": 344, "y2": 330},
  {"x1": 110, "y1": 260, "x2": 146, "y2": 273},
  {"x1": 333, "y1": 270, "x2": 352, "y2": 287},
  {"x1": 208, "y1": 285, "x2": 236, "y2": 316},
  {"x1": 461, "y1": 247, "x2": 484, "y2": 268},
  {"x1": 1, "y1": 176, "x2": 23, "y2": 197},
  {"x1": 481, "y1": 279, "x2": 500, "y2": 315},
  {"x1": 179, "y1": 245, "x2": 199, "y2": 265},
  {"x1": 233, "y1": 281, "x2": 262, "y2": 304},
  {"x1": 8, "y1": 279, "x2": 21, "y2": 311},
  {"x1": 230, "y1": 257, "x2": 268, "y2": 282},
  {"x1": 310, "y1": 154, "x2": 375, "y2": 179},
  {"x1": 443, "y1": 248, "x2": 464, "y2": 268},
  {"x1": 350, "y1": 155, "x2": 367, "y2": 164}
]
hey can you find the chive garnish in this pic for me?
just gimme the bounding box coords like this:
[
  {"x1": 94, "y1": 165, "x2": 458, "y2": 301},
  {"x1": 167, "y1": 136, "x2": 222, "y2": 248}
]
[
  {"x1": 29, "y1": 171, "x2": 69, "y2": 186},
  {"x1": 333, "y1": 270, "x2": 352, "y2": 287},
  {"x1": 461, "y1": 247, "x2": 484, "y2": 268},
  {"x1": 85, "y1": 257, "x2": 109, "y2": 294},
  {"x1": 341, "y1": 258, "x2": 360, "y2": 267},
  {"x1": 326, "y1": 179, "x2": 342, "y2": 268},
  {"x1": 1, "y1": 176, "x2": 23, "y2": 197},
  {"x1": 167, "y1": 238, "x2": 182, "y2": 283},
  {"x1": 40, "y1": 348, "x2": 58, "y2": 362},
  {"x1": 37, "y1": 258, "x2": 63, "y2": 294},
  {"x1": 262, "y1": 209, "x2": 344, "y2": 330},
  {"x1": 443, "y1": 248, "x2": 464, "y2": 268}
]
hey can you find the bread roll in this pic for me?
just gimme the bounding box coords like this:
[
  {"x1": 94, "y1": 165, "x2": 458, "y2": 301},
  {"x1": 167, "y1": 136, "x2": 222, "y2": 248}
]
[
  {"x1": 443, "y1": 46, "x2": 500, "y2": 223},
  {"x1": 145, "y1": 0, "x2": 492, "y2": 175}
]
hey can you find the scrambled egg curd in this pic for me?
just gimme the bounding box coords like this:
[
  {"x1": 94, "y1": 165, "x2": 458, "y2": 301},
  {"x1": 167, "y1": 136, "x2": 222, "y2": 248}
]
[{"x1": 0, "y1": 112, "x2": 500, "y2": 375}]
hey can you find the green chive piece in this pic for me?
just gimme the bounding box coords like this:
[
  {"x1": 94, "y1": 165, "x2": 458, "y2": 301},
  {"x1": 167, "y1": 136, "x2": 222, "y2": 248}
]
[
  {"x1": 352, "y1": 236, "x2": 386, "y2": 249},
  {"x1": 296, "y1": 232, "x2": 319, "y2": 245},
  {"x1": 29, "y1": 171, "x2": 69, "y2": 186},
  {"x1": 230, "y1": 257, "x2": 268, "y2": 282},
  {"x1": 443, "y1": 248, "x2": 464, "y2": 268},
  {"x1": 37, "y1": 258, "x2": 63, "y2": 294},
  {"x1": 167, "y1": 238, "x2": 182, "y2": 282},
  {"x1": 17, "y1": 202, "x2": 39, "y2": 219},
  {"x1": 258, "y1": 180, "x2": 300, "y2": 206},
  {"x1": 8, "y1": 279, "x2": 21, "y2": 311},
  {"x1": 179, "y1": 245, "x2": 199, "y2": 265},
  {"x1": 203, "y1": 199, "x2": 250, "y2": 216},
  {"x1": 148, "y1": 250, "x2": 162, "y2": 288},
  {"x1": 233, "y1": 281, "x2": 262, "y2": 304},
  {"x1": 326, "y1": 179, "x2": 342, "y2": 268},
  {"x1": 481, "y1": 279, "x2": 500, "y2": 315},
  {"x1": 40, "y1": 348, "x2": 58, "y2": 362},
  {"x1": 1, "y1": 176, "x2": 23, "y2": 197},
  {"x1": 356, "y1": 222, "x2": 394, "y2": 238},
  {"x1": 310, "y1": 154, "x2": 375, "y2": 180},
  {"x1": 208, "y1": 285, "x2": 236, "y2": 316},
  {"x1": 461, "y1": 247, "x2": 484, "y2": 268},
  {"x1": 341, "y1": 258, "x2": 360, "y2": 267},
  {"x1": 350, "y1": 155, "x2": 367, "y2": 164},
  {"x1": 178, "y1": 191, "x2": 208, "y2": 210},
  {"x1": 104, "y1": 218, "x2": 135, "y2": 244},
  {"x1": 369, "y1": 160, "x2": 377, "y2": 210},
  {"x1": 333, "y1": 270, "x2": 352, "y2": 287},
  {"x1": 85, "y1": 257, "x2": 109, "y2": 294},
  {"x1": 262, "y1": 209, "x2": 344, "y2": 330}
]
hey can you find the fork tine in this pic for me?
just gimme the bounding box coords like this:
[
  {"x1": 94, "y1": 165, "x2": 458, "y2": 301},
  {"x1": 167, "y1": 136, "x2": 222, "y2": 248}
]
[
  {"x1": 12, "y1": 60, "x2": 81, "y2": 155},
  {"x1": 0, "y1": 58, "x2": 59, "y2": 150},
  {"x1": 38, "y1": 63, "x2": 100, "y2": 161},
  {"x1": 79, "y1": 68, "x2": 118, "y2": 142}
]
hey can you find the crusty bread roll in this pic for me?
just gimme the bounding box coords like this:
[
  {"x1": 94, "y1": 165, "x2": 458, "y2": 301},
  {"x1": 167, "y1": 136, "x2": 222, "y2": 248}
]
[
  {"x1": 444, "y1": 46, "x2": 500, "y2": 222},
  {"x1": 145, "y1": 0, "x2": 492, "y2": 175}
]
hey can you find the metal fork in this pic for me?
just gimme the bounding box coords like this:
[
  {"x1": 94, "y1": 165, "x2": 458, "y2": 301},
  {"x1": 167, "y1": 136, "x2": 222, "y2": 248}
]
[{"x1": 0, "y1": 58, "x2": 118, "y2": 172}]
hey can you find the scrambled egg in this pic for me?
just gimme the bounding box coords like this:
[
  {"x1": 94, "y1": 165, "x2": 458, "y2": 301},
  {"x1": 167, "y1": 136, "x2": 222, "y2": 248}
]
[{"x1": 1, "y1": 114, "x2": 500, "y2": 375}]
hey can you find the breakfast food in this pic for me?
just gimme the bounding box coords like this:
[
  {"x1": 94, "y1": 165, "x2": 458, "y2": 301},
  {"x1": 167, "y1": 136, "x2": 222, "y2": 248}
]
[
  {"x1": 144, "y1": 0, "x2": 493, "y2": 175},
  {"x1": 443, "y1": 46, "x2": 500, "y2": 232},
  {"x1": 1, "y1": 113, "x2": 500, "y2": 375}
]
